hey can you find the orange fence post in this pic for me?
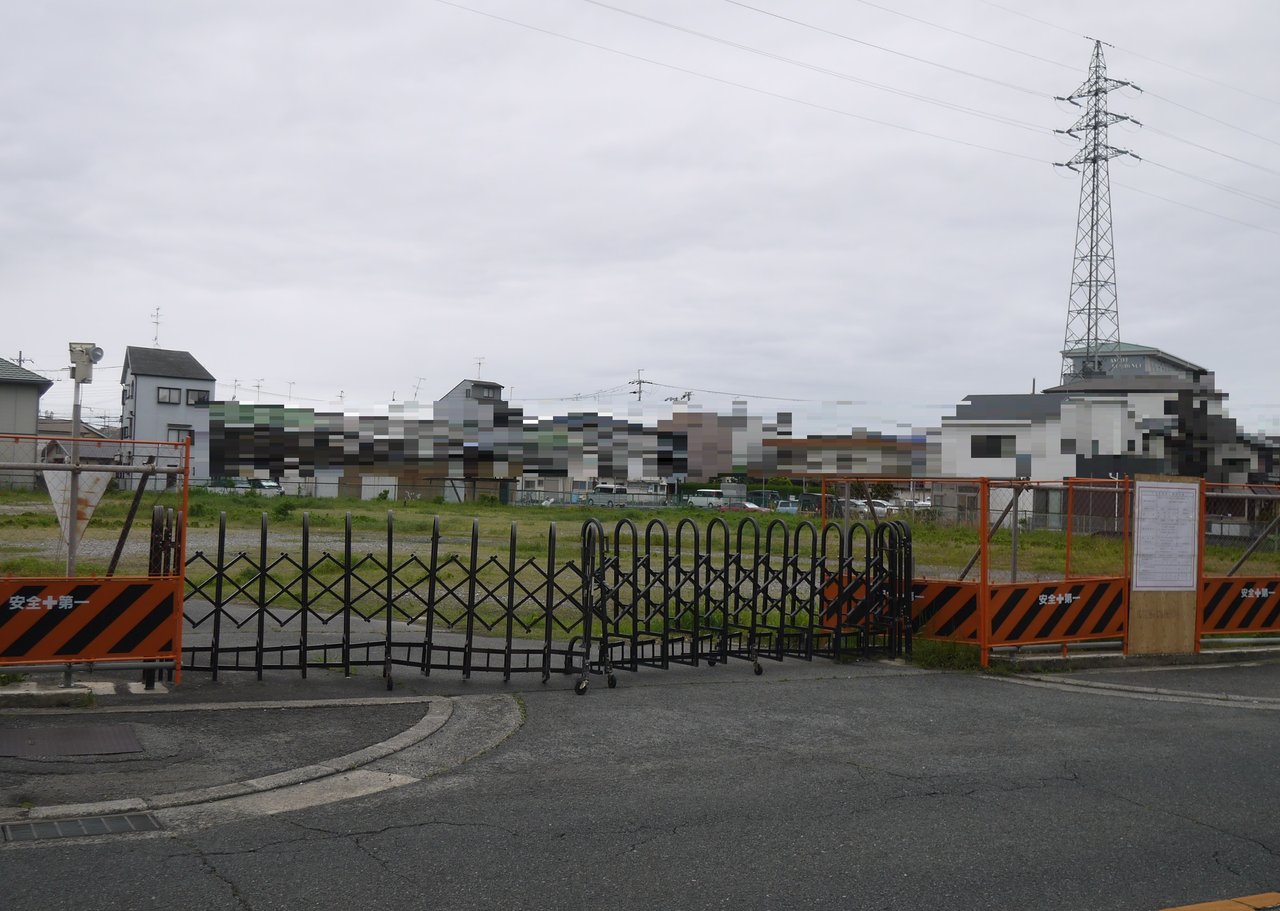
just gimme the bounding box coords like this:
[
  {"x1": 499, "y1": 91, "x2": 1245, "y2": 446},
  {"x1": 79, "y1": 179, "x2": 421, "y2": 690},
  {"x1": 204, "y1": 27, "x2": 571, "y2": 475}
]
[{"x1": 978, "y1": 477, "x2": 990, "y2": 667}]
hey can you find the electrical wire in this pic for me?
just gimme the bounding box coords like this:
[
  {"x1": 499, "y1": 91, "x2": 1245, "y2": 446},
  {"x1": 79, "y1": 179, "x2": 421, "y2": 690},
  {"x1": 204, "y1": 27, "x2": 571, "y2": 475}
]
[
  {"x1": 582, "y1": 0, "x2": 1053, "y2": 134},
  {"x1": 432, "y1": 0, "x2": 1047, "y2": 164},
  {"x1": 977, "y1": 0, "x2": 1280, "y2": 107},
  {"x1": 845, "y1": 0, "x2": 1079, "y2": 71},
  {"x1": 1143, "y1": 158, "x2": 1280, "y2": 211},
  {"x1": 1114, "y1": 179, "x2": 1280, "y2": 237},
  {"x1": 721, "y1": 0, "x2": 1051, "y2": 98}
]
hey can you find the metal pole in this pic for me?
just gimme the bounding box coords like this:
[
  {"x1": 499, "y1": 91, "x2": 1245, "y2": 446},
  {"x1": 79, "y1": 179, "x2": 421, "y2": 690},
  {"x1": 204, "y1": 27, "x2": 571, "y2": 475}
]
[{"x1": 66, "y1": 381, "x2": 82, "y2": 575}]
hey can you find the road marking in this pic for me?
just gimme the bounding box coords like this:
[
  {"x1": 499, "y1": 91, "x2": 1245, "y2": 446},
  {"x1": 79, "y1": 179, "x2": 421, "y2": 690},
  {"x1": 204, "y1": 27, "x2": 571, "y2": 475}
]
[{"x1": 1159, "y1": 891, "x2": 1280, "y2": 910}]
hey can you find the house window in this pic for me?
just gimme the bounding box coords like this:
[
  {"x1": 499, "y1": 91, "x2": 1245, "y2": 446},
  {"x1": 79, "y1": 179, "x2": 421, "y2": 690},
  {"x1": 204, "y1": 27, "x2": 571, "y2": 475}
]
[
  {"x1": 1060, "y1": 438, "x2": 1076, "y2": 455},
  {"x1": 187, "y1": 389, "x2": 210, "y2": 406},
  {"x1": 158, "y1": 387, "x2": 181, "y2": 404},
  {"x1": 167, "y1": 425, "x2": 193, "y2": 444},
  {"x1": 970, "y1": 435, "x2": 1015, "y2": 459}
]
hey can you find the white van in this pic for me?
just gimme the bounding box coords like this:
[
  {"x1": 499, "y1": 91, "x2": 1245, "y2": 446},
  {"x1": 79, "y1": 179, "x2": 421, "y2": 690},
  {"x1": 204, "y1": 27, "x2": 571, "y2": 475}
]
[
  {"x1": 587, "y1": 484, "x2": 630, "y2": 507},
  {"x1": 687, "y1": 489, "x2": 725, "y2": 508}
]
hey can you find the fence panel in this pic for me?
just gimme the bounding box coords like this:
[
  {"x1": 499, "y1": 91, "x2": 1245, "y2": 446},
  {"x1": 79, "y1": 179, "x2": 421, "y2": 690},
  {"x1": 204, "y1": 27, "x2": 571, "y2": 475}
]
[{"x1": 180, "y1": 511, "x2": 914, "y2": 687}]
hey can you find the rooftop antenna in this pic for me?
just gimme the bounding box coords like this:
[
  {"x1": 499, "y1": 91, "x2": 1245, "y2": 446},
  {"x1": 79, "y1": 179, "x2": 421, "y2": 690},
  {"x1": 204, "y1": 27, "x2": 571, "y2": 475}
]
[
  {"x1": 413, "y1": 377, "x2": 427, "y2": 400},
  {"x1": 287, "y1": 380, "x2": 295, "y2": 402},
  {"x1": 232, "y1": 378, "x2": 240, "y2": 399},
  {"x1": 151, "y1": 307, "x2": 161, "y2": 347},
  {"x1": 474, "y1": 356, "x2": 485, "y2": 378},
  {"x1": 253, "y1": 378, "x2": 264, "y2": 399},
  {"x1": 1054, "y1": 38, "x2": 1141, "y2": 382}
]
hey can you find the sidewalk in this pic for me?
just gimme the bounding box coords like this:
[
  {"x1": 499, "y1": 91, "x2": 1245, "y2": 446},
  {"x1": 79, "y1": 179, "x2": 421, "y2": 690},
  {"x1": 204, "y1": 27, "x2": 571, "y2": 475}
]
[{"x1": 0, "y1": 668, "x2": 460, "y2": 830}]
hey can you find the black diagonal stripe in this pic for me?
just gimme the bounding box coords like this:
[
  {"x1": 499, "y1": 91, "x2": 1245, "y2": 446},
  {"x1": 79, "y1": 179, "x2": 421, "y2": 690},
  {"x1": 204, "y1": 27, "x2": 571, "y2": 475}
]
[
  {"x1": 1238, "y1": 593, "x2": 1267, "y2": 631},
  {"x1": 1007, "y1": 594, "x2": 1045, "y2": 641},
  {"x1": 1201, "y1": 581, "x2": 1232, "y2": 625},
  {"x1": 915, "y1": 585, "x2": 958, "y2": 628},
  {"x1": 992, "y1": 588, "x2": 1028, "y2": 632},
  {"x1": 1215, "y1": 581, "x2": 1252, "y2": 632},
  {"x1": 2, "y1": 586, "x2": 100, "y2": 658},
  {"x1": 0, "y1": 585, "x2": 45, "y2": 633},
  {"x1": 109, "y1": 594, "x2": 175, "y2": 654},
  {"x1": 936, "y1": 595, "x2": 976, "y2": 638},
  {"x1": 1091, "y1": 589, "x2": 1124, "y2": 635},
  {"x1": 1064, "y1": 584, "x2": 1107, "y2": 637},
  {"x1": 1261, "y1": 597, "x2": 1280, "y2": 631},
  {"x1": 54, "y1": 584, "x2": 149, "y2": 656},
  {"x1": 1035, "y1": 592, "x2": 1076, "y2": 640}
]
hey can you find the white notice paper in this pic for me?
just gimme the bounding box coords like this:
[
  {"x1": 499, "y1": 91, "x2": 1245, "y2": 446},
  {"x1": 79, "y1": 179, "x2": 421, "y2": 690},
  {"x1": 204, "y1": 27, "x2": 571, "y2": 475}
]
[{"x1": 1132, "y1": 481, "x2": 1200, "y2": 591}]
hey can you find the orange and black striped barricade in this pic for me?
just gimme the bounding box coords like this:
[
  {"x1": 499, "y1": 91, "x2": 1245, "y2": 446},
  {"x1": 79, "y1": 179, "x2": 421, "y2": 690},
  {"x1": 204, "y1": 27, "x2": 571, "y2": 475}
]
[
  {"x1": 1199, "y1": 577, "x2": 1280, "y2": 637},
  {"x1": 912, "y1": 580, "x2": 980, "y2": 643},
  {"x1": 1, "y1": 577, "x2": 183, "y2": 678},
  {"x1": 987, "y1": 578, "x2": 1127, "y2": 650}
]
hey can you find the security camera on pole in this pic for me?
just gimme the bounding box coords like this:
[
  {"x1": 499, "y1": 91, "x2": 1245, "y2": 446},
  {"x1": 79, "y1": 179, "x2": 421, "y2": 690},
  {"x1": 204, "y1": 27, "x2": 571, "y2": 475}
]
[{"x1": 66, "y1": 342, "x2": 104, "y2": 574}]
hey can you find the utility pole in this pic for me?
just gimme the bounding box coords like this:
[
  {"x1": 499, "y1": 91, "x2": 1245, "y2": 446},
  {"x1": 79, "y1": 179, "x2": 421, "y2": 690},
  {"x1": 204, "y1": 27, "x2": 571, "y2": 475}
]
[
  {"x1": 629, "y1": 369, "x2": 652, "y2": 402},
  {"x1": 1055, "y1": 39, "x2": 1141, "y2": 383}
]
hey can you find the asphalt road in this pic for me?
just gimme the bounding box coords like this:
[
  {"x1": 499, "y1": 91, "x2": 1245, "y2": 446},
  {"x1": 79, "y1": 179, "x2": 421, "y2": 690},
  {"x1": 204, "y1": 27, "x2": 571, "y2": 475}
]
[{"x1": 3, "y1": 658, "x2": 1280, "y2": 911}]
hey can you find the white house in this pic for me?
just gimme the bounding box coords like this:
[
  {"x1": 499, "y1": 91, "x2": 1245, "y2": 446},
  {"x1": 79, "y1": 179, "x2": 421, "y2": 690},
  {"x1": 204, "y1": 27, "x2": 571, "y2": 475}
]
[{"x1": 120, "y1": 347, "x2": 216, "y2": 485}]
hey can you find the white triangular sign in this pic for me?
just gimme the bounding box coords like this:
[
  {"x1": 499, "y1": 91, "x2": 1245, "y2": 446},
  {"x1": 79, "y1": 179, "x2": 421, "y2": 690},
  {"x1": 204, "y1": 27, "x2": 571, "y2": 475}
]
[{"x1": 44, "y1": 469, "x2": 111, "y2": 548}]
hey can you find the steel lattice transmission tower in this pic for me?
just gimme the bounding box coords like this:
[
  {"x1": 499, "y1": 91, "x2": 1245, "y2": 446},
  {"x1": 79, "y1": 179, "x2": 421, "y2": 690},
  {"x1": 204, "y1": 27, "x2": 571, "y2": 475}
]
[{"x1": 1055, "y1": 40, "x2": 1141, "y2": 383}]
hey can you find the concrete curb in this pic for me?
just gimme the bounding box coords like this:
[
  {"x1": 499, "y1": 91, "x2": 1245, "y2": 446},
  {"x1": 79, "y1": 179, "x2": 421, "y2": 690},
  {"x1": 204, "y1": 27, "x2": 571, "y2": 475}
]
[
  {"x1": 1019, "y1": 673, "x2": 1280, "y2": 705},
  {"x1": 0, "y1": 682, "x2": 95, "y2": 709},
  {"x1": 4, "y1": 697, "x2": 454, "y2": 823}
]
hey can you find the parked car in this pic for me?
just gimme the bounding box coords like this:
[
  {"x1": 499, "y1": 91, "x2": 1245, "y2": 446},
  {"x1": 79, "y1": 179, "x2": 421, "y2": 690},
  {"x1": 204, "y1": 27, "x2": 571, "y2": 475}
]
[
  {"x1": 720, "y1": 501, "x2": 769, "y2": 513},
  {"x1": 206, "y1": 478, "x2": 283, "y2": 497},
  {"x1": 586, "y1": 484, "x2": 630, "y2": 507}
]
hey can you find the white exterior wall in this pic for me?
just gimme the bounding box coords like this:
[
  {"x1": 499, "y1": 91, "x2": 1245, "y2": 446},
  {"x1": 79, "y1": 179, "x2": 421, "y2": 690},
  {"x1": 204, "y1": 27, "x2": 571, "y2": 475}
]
[{"x1": 123, "y1": 372, "x2": 215, "y2": 482}]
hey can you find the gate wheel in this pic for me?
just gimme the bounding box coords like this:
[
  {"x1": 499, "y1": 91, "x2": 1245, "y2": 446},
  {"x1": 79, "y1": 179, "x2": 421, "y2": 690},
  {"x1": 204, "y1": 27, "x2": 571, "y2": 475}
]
[{"x1": 574, "y1": 678, "x2": 589, "y2": 695}]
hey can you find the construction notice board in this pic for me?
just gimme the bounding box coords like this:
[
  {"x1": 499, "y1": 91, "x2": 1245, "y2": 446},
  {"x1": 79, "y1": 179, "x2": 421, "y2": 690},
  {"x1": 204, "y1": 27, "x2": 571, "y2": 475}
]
[
  {"x1": 1129, "y1": 476, "x2": 1201, "y2": 655},
  {"x1": 1, "y1": 577, "x2": 183, "y2": 668}
]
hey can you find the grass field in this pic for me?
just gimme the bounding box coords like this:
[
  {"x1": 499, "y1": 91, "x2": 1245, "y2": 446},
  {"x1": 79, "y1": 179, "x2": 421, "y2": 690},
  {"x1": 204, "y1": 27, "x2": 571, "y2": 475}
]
[{"x1": 1, "y1": 487, "x2": 1278, "y2": 580}]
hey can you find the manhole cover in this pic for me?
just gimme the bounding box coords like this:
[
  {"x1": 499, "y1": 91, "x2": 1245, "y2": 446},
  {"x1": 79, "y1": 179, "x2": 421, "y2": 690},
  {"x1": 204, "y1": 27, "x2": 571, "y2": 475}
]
[
  {"x1": 2, "y1": 813, "x2": 162, "y2": 842},
  {"x1": 0, "y1": 723, "x2": 142, "y2": 758}
]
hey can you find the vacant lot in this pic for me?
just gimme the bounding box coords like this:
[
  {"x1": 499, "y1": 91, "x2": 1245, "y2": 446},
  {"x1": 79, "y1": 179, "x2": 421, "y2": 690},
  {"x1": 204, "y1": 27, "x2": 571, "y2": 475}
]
[{"x1": 1, "y1": 487, "x2": 1276, "y2": 580}]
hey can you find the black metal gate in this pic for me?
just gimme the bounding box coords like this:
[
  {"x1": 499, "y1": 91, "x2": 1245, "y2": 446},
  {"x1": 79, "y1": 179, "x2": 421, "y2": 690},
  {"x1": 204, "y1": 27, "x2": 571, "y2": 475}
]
[{"x1": 181, "y1": 512, "x2": 912, "y2": 693}]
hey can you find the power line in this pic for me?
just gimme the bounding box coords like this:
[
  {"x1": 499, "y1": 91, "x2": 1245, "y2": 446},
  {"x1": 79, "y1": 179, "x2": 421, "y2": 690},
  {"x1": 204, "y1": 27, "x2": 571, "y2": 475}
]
[
  {"x1": 1114, "y1": 179, "x2": 1280, "y2": 237},
  {"x1": 1143, "y1": 125, "x2": 1280, "y2": 178},
  {"x1": 1144, "y1": 90, "x2": 1280, "y2": 149},
  {"x1": 977, "y1": 0, "x2": 1280, "y2": 107},
  {"x1": 844, "y1": 0, "x2": 1078, "y2": 72},
  {"x1": 583, "y1": 0, "x2": 1052, "y2": 134},
  {"x1": 432, "y1": 0, "x2": 1047, "y2": 164},
  {"x1": 1143, "y1": 158, "x2": 1280, "y2": 212},
  {"x1": 721, "y1": 0, "x2": 1052, "y2": 98}
]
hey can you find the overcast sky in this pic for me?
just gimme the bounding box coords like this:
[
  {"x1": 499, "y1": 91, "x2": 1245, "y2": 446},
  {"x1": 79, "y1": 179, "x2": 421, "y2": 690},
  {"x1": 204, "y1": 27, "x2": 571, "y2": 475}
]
[{"x1": 4, "y1": 1, "x2": 1278, "y2": 436}]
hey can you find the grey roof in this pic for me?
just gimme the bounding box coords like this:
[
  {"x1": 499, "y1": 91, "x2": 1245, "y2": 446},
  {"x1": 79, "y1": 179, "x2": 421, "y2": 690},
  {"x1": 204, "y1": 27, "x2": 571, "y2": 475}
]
[
  {"x1": 946, "y1": 393, "x2": 1066, "y2": 423},
  {"x1": 0, "y1": 358, "x2": 53, "y2": 392},
  {"x1": 1060, "y1": 341, "x2": 1207, "y2": 375},
  {"x1": 1043, "y1": 375, "x2": 1218, "y2": 395},
  {"x1": 122, "y1": 347, "x2": 215, "y2": 383}
]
